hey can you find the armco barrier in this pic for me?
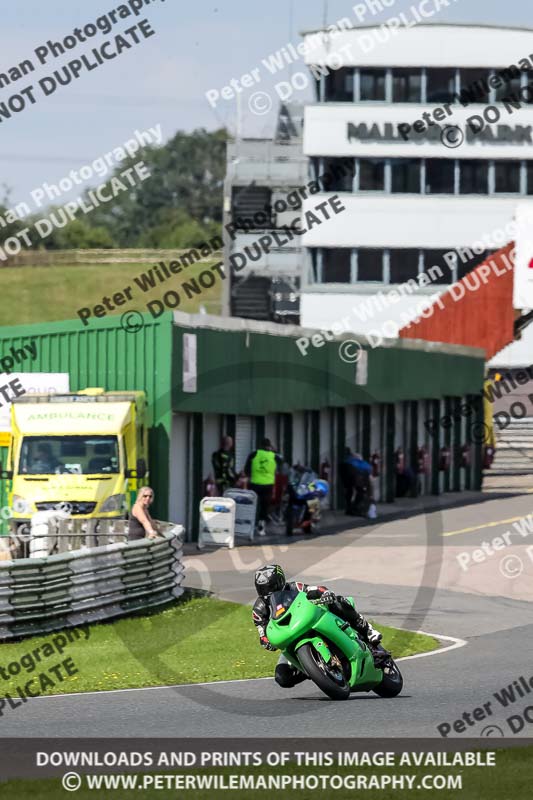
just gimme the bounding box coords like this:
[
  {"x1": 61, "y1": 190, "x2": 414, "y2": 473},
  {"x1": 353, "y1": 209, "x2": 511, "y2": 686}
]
[{"x1": 0, "y1": 526, "x2": 185, "y2": 641}]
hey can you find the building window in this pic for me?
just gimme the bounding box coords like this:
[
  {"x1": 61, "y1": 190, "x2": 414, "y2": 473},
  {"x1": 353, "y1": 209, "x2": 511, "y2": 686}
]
[
  {"x1": 322, "y1": 248, "x2": 351, "y2": 282},
  {"x1": 456, "y1": 250, "x2": 494, "y2": 280},
  {"x1": 458, "y1": 68, "x2": 491, "y2": 104},
  {"x1": 357, "y1": 249, "x2": 383, "y2": 282},
  {"x1": 425, "y1": 159, "x2": 455, "y2": 194},
  {"x1": 359, "y1": 159, "x2": 385, "y2": 190},
  {"x1": 319, "y1": 157, "x2": 355, "y2": 191},
  {"x1": 523, "y1": 70, "x2": 533, "y2": 103},
  {"x1": 310, "y1": 249, "x2": 319, "y2": 281},
  {"x1": 494, "y1": 160, "x2": 521, "y2": 193},
  {"x1": 426, "y1": 68, "x2": 456, "y2": 103},
  {"x1": 423, "y1": 251, "x2": 453, "y2": 284},
  {"x1": 311, "y1": 156, "x2": 532, "y2": 197},
  {"x1": 313, "y1": 249, "x2": 503, "y2": 285},
  {"x1": 390, "y1": 159, "x2": 421, "y2": 193},
  {"x1": 360, "y1": 69, "x2": 386, "y2": 101},
  {"x1": 389, "y1": 249, "x2": 420, "y2": 283},
  {"x1": 527, "y1": 162, "x2": 533, "y2": 193},
  {"x1": 392, "y1": 68, "x2": 422, "y2": 102},
  {"x1": 325, "y1": 67, "x2": 354, "y2": 102},
  {"x1": 494, "y1": 68, "x2": 522, "y2": 103},
  {"x1": 459, "y1": 160, "x2": 489, "y2": 194}
]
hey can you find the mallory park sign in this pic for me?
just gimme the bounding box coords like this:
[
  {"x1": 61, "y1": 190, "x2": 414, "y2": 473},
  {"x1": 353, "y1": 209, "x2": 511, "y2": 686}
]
[{"x1": 347, "y1": 121, "x2": 533, "y2": 145}]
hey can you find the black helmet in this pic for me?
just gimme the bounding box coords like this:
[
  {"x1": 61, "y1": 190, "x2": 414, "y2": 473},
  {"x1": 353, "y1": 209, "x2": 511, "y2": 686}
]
[{"x1": 254, "y1": 564, "x2": 286, "y2": 597}]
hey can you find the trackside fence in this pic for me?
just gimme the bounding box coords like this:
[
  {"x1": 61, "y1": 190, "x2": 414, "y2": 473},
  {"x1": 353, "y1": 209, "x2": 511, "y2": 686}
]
[{"x1": 0, "y1": 525, "x2": 185, "y2": 641}]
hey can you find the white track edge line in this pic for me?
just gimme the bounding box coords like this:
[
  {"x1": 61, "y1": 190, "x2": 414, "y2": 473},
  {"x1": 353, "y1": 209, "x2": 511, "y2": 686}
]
[
  {"x1": 23, "y1": 630, "x2": 467, "y2": 701},
  {"x1": 28, "y1": 676, "x2": 274, "y2": 700},
  {"x1": 397, "y1": 631, "x2": 467, "y2": 662}
]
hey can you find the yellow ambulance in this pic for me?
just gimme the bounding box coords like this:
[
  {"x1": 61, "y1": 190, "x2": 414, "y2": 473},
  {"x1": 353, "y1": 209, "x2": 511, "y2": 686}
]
[{"x1": 1, "y1": 388, "x2": 148, "y2": 535}]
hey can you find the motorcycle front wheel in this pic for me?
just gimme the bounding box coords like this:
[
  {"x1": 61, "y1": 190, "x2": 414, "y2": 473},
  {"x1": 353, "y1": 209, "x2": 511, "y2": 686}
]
[{"x1": 297, "y1": 643, "x2": 350, "y2": 700}]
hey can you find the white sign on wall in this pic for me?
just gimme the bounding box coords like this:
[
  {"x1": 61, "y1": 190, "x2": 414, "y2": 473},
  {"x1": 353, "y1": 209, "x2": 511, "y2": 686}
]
[
  {"x1": 513, "y1": 203, "x2": 533, "y2": 311},
  {"x1": 304, "y1": 105, "x2": 533, "y2": 160},
  {"x1": 355, "y1": 350, "x2": 368, "y2": 386},
  {"x1": 0, "y1": 374, "x2": 70, "y2": 438},
  {"x1": 183, "y1": 334, "x2": 197, "y2": 393}
]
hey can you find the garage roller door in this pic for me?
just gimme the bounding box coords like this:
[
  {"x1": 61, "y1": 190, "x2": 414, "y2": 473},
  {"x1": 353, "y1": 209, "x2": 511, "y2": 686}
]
[{"x1": 235, "y1": 416, "x2": 253, "y2": 473}]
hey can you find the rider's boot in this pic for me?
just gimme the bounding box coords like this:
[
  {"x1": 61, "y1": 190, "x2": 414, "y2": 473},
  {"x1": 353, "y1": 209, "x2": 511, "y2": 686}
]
[
  {"x1": 275, "y1": 663, "x2": 307, "y2": 688},
  {"x1": 336, "y1": 598, "x2": 383, "y2": 644}
]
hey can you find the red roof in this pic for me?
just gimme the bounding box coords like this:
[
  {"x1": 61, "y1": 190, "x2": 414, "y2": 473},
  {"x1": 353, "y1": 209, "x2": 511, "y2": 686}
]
[{"x1": 399, "y1": 244, "x2": 516, "y2": 360}]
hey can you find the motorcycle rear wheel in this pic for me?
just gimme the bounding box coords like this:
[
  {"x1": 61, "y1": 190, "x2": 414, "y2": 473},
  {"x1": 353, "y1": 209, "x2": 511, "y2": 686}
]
[
  {"x1": 373, "y1": 659, "x2": 403, "y2": 698},
  {"x1": 298, "y1": 643, "x2": 350, "y2": 700}
]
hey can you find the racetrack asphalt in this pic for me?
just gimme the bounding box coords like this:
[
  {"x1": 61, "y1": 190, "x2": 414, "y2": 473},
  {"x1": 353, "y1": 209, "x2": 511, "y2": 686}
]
[
  {"x1": 1, "y1": 604, "x2": 533, "y2": 739},
  {"x1": 2, "y1": 476, "x2": 533, "y2": 740}
]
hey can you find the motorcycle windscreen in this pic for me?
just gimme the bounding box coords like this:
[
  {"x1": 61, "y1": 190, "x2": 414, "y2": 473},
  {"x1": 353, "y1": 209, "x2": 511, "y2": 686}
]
[{"x1": 269, "y1": 588, "x2": 299, "y2": 620}]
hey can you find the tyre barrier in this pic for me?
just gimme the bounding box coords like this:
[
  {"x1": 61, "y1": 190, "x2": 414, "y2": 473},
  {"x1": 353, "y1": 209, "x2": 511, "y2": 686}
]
[{"x1": 0, "y1": 525, "x2": 185, "y2": 641}]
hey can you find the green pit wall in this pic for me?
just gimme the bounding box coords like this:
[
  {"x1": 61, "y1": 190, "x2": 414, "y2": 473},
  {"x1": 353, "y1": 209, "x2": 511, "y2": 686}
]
[
  {"x1": 1, "y1": 311, "x2": 486, "y2": 529},
  {"x1": 170, "y1": 316, "x2": 485, "y2": 414}
]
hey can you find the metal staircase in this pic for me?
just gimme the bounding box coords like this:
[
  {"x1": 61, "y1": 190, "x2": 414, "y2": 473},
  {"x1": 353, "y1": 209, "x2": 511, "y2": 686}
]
[
  {"x1": 491, "y1": 417, "x2": 533, "y2": 475},
  {"x1": 231, "y1": 276, "x2": 271, "y2": 320}
]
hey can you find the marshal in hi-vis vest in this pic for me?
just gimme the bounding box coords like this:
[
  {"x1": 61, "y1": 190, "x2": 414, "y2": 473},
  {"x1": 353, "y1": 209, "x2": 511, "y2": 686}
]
[{"x1": 250, "y1": 449, "x2": 277, "y2": 485}]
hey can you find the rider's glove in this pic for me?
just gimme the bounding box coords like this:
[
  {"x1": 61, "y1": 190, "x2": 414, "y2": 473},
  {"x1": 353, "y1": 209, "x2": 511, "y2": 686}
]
[
  {"x1": 318, "y1": 590, "x2": 337, "y2": 605},
  {"x1": 366, "y1": 624, "x2": 383, "y2": 645},
  {"x1": 260, "y1": 635, "x2": 276, "y2": 652}
]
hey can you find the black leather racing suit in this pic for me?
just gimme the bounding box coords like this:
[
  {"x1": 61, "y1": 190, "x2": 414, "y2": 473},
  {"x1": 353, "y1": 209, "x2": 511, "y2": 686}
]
[{"x1": 252, "y1": 581, "x2": 376, "y2": 688}]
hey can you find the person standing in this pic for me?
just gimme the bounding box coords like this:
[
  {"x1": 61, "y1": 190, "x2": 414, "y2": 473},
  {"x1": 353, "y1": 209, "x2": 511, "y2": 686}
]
[
  {"x1": 129, "y1": 487, "x2": 159, "y2": 541},
  {"x1": 245, "y1": 438, "x2": 282, "y2": 536},
  {"x1": 339, "y1": 448, "x2": 358, "y2": 515},
  {"x1": 211, "y1": 436, "x2": 237, "y2": 495},
  {"x1": 340, "y1": 448, "x2": 375, "y2": 517}
]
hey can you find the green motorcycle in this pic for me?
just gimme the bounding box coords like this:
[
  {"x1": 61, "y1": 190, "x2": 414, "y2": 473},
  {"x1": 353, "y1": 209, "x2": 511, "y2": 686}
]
[{"x1": 266, "y1": 588, "x2": 403, "y2": 701}]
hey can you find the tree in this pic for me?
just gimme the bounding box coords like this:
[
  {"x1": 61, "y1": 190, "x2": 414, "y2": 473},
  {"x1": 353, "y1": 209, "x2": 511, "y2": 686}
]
[
  {"x1": 84, "y1": 128, "x2": 227, "y2": 247},
  {"x1": 0, "y1": 185, "x2": 32, "y2": 241},
  {"x1": 137, "y1": 210, "x2": 221, "y2": 249},
  {"x1": 50, "y1": 219, "x2": 114, "y2": 249}
]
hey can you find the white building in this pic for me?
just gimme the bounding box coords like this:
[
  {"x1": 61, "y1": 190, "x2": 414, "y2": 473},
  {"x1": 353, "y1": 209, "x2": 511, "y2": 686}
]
[{"x1": 300, "y1": 23, "x2": 533, "y2": 360}]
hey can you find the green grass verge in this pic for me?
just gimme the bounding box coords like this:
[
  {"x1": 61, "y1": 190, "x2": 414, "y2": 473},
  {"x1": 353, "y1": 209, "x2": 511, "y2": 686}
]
[
  {"x1": 1, "y1": 748, "x2": 532, "y2": 800},
  {"x1": 0, "y1": 596, "x2": 438, "y2": 697},
  {"x1": 0, "y1": 258, "x2": 222, "y2": 326}
]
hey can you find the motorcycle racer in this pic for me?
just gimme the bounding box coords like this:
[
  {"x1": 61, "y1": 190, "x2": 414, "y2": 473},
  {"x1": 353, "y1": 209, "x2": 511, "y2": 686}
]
[{"x1": 252, "y1": 564, "x2": 382, "y2": 688}]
